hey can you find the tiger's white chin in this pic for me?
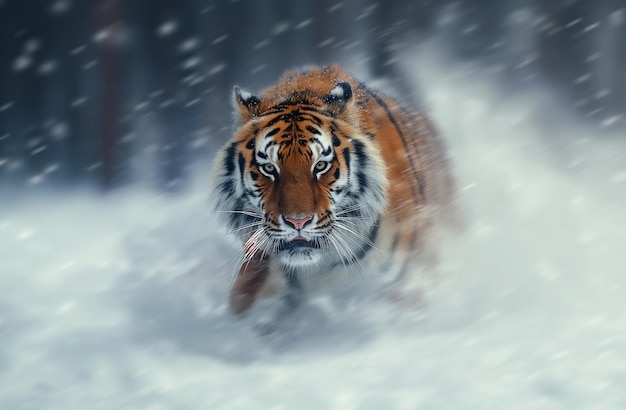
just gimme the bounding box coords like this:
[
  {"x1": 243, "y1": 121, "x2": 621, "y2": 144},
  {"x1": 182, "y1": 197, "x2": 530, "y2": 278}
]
[{"x1": 277, "y1": 249, "x2": 323, "y2": 267}]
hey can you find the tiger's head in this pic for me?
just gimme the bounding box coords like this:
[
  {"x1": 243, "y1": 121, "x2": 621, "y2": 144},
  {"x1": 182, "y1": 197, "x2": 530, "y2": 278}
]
[{"x1": 212, "y1": 67, "x2": 388, "y2": 268}]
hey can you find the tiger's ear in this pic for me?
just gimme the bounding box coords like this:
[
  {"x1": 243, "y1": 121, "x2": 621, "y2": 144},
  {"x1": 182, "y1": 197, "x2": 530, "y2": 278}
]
[
  {"x1": 324, "y1": 82, "x2": 352, "y2": 112},
  {"x1": 233, "y1": 86, "x2": 261, "y2": 122}
]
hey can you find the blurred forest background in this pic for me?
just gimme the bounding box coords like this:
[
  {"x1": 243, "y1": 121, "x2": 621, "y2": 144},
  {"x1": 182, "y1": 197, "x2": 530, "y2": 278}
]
[{"x1": 0, "y1": 0, "x2": 624, "y2": 191}]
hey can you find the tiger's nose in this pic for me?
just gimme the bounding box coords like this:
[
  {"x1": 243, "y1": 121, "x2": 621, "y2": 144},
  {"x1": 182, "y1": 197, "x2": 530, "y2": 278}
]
[{"x1": 283, "y1": 215, "x2": 313, "y2": 230}]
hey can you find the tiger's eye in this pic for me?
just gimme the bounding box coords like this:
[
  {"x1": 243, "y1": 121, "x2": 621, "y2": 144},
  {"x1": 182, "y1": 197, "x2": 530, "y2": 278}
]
[
  {"x1": 315, "y1": 161, "x2": 328, "y2": 171},
  {"x1": 261, "y1": 163, "x2": 275, "y2": 174}
]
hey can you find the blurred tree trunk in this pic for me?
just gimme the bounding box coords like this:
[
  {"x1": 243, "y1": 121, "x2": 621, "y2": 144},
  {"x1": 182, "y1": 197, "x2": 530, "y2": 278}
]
[
  {"x1": 63, "y1": 0, "x2": 92, "y2": 183},
  {"x1": 0, "y1": 0, "x2": 14, "y2": 184},
  {"x1": 95, "y1": 0, "x2": 124, "y2": 189},
  {"x1": 143, "y1": 0, "x2": 201, "y2": 191}
]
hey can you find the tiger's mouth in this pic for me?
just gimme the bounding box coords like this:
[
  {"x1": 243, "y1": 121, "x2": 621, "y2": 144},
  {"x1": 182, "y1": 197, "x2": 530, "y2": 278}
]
[{"x1": 277, "y1": 238, "x2": 320, "y2": 252}]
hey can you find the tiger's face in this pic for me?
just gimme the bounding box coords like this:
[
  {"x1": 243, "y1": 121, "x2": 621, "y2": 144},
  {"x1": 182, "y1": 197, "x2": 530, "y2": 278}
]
[{"x1": 213, "y1": 82, "x2": 387, "y2": 268}]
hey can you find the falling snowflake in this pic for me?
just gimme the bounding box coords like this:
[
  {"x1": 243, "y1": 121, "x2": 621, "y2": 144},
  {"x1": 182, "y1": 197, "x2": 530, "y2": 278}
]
[
  {"x1": 44, "y1": 164, "x2": 59, "y2": 174},
  {"x1": 93, "y1": 28, "x2": 110, "y2": 43},
  {"x1": 583, "y1": 22, "x2": 600, "y2": 32},
  {"x1": 272, "y1": 22, "x2": 291, "y2": 35},
  {"x1": 13, "y1": 55, "x2": 32, "y2": 71},
  {"x1": 254, "y1": 39, "x2": 271, "y2": 50},
  {"x1": 70, "y1": 45, "x2": 86, "y2": 55},
  {"x1": 71, "y1": 97, "x2": 88, "y2": 107},
  {"x1": 27, "y1": 174, "x2": 44, "y2": 185},
  {"x1": 610, "y1": 9, "x2": 625, "y2": 26},
  {"x1": 179, "y1": 37, "x2": 199, "y2": 52},
  {"x1": 208, "y1": 63, "x2": 227, "y2": 76},
  {"x1": 318, "y1": 38, "x2": 334, "y2": 48},
  {"x1": 295, "y1": 19, "x2": 313, "y2": 29},
  {"x1": 182, "y1": 56, "x2": 202, "y2": 70},
  {"x1": 212, "y1": 34, "x2": 228, "y2": 45},
  {"x1": 24, "y1": 38, "x2": 41, "y2": 53},
  {"x1": 600, "y1": 115, "x2": 622, "y2": 128},
  {"x1": 50, "y1": 0, "x2": 72, "y2": 15},
  {"x1": 157, "y1": 20, "x2": 179, "y2": 37},
  {"x1": 50, "y1": 122, "x2": 69, "y2": 140},
  {"x1": 38, "y1": 60, "x2": 58, "y2": 75}
]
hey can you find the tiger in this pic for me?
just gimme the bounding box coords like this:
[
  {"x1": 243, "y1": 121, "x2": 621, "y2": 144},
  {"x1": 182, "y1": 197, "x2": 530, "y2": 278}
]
[{"x1": 210, "y1": 65, "x2": 458, "y2": 320}]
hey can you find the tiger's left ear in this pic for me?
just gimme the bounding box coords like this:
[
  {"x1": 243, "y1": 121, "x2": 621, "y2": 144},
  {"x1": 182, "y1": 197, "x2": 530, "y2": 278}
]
[
  {"x1": 324, "y1": 82, "x2": 352, "y2": 113},
  {"x1": 234, "y1": 86, "x2": 261, "y2": 122}
]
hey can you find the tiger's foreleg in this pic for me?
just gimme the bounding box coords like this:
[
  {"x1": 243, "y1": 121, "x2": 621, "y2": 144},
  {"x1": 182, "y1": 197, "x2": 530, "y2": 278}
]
[{"x1": 229, "y1": 252, "x2": 271, "y2": 315}]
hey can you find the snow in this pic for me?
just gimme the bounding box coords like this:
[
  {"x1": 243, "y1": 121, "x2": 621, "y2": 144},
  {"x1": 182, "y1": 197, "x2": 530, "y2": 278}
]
[
  {"x1": 13, "y1": 55, "x2": 32, "y2": 72},
  {"x1": 295, "y1": 19, "x2": 313, "y2": 29},
  {"x1": 156, "y1": 20, "x2": 179, "y2": 38},
  {"x1": 49, "y1": 0, "x2": 72, "y2": 15},
  {"x1": 181, "y1": 56, "x2": 202, "y2": 70},
  {"x1": 610, "y1": 9, "x2": 625, "y2": 26},
  {"x1": 207, "y1": 63, "x2": 227, "y2": 76},
  {"x1": 2, "y1": 47, "x2": 626, "y2": 409},
  {"x1": 179, "y1": 37, "x2": 200, "y2": 53},
  {"x1": 272, "y1": 22, "x2": 291, "y2": 35},
  {"x1": 211, "y1": 35, "x2": 229, "y2": 45},
  {"x1": 38, "y1": 60, "x2": 58, "y2": 76},
  {"x1": 600, "y1": 115, "x2": 622, "y2": 128},
  {"x1": 24, "y1": 39, "x2": 41, "y2": 54}
]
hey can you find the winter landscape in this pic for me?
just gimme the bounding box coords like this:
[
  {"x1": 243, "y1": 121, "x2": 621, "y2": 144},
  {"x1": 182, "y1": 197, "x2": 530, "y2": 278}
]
[{"x1": 1, "y1": 1, "x2": 626, "y2": 409}]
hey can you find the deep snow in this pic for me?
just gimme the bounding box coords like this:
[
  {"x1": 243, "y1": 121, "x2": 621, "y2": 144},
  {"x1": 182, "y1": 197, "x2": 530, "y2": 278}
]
[{"x1": 2, "y1": 48, "x2": 626, "y2": 409}]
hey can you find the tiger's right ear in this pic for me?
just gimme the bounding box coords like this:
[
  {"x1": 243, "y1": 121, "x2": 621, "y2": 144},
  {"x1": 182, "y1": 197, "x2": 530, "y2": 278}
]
[{"x1": 233, "y1": 86, "x2": 261, "y2": 123}]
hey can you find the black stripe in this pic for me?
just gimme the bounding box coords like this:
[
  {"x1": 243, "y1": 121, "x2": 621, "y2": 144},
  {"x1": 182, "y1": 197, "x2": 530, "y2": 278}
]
[
  {"x1": 238, "y1": 153, "x2": 246, "y2": 188},
  {"x1": 224, "y1": 143, "x2": 237, "y2": 174},
  {"x1": 306, "y1": 125, "x2": 321, "y2": 135},
  {"x1": 341, "y1": 147, "x2": 351, "y2": 183},
  {"x1": 262, "y1": 108, "x2": 326, "y2": 126},
  {"x1": 218, "y1": 179, "x2": 234, "y2": 195},
  {"x1": 362, "y1": 86, "x2": 425, "y2": 199},
  {"x1": 352, "y1": 139, "x2": 369, "y2": 192},
  {"x1": 266, "y1": 115, "x2": 286, "y2": 128},
  {"x1": 265, "y1": 128, "x2": 280, "y2": 138}
]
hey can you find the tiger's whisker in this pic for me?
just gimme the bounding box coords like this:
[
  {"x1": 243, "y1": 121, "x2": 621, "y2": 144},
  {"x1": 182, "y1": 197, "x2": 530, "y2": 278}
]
[
  {"x1": 333, "y1": 221, "x2": 380, "y2": 250},
  {"x1": 218, "y1": 210, "x2": 263, "y2": 218},
  {"x1": 226, "y1": 221, "x2": 264, "y2": 236},
  {"x1": 330, "y1": 230, "x2": 363, "y2": 276}
]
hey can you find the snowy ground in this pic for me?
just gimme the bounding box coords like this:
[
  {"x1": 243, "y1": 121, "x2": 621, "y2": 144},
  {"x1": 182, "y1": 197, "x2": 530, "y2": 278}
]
[{"x1": 2, "y1": 49, "x2": 626, "y2": 409}]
